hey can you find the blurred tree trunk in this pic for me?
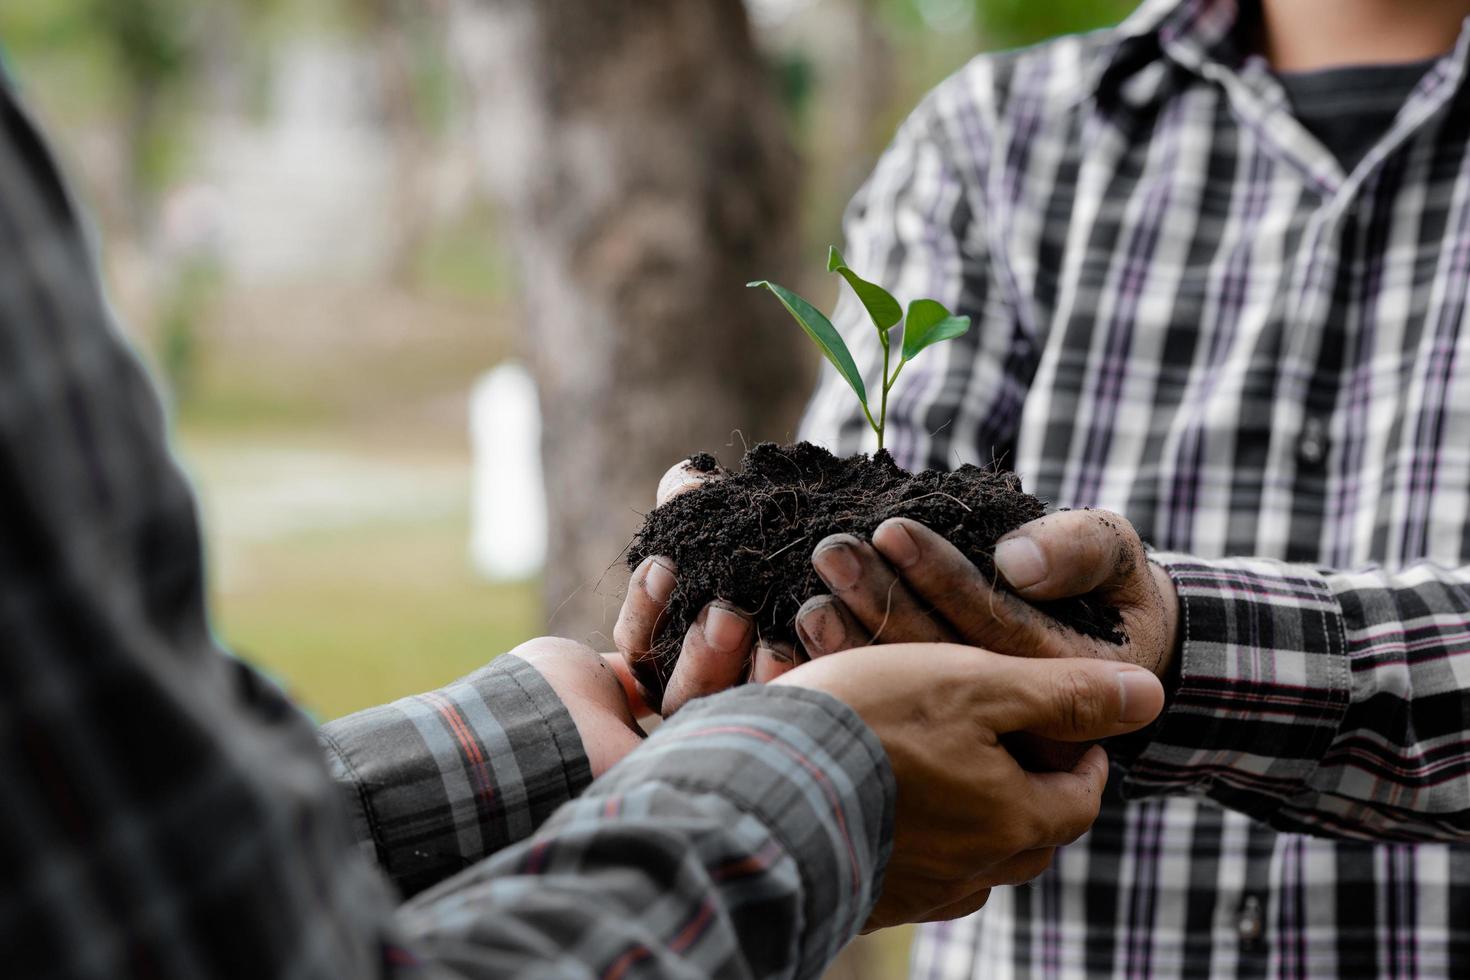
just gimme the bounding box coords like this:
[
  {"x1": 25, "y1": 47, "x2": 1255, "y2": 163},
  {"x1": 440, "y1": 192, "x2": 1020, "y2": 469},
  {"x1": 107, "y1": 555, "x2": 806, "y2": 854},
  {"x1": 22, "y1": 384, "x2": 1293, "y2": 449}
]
[
  {"x1": 366, "y1": 0, "x2": 445, "y2": 284},
  {"x1": 451, "y1": 1, "x2": 810, "y2": 641},
  {"x1": 837, "y1": 0, "x2": 895, "y2": 193}
]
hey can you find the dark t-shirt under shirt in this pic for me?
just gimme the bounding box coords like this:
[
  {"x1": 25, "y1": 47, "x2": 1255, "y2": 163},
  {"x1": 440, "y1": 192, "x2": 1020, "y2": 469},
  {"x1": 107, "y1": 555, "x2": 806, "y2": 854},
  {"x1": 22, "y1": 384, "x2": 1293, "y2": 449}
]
[{"x1": 1277, "y1": 58, "x2": 1438, "y2": 171}]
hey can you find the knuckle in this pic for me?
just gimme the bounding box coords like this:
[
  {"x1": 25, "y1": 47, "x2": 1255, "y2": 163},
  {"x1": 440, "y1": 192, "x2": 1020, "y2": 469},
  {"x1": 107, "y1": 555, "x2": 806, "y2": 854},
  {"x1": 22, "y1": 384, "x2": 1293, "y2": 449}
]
[
  {"x1": 1056, "y1": 798, "x2": 1101, "y2": 845},
  {"x1": 612, "y1": 611, "x2": 650, "y2": 657},
  {"x1": 933, "y1": 880, "x2": 982, "y2": 911},
  {"x1": 611, "y1": 615, "x2": 635, "y2": 651},
  {"x1": 1052, "y1": 668, "x2": 1109, "y2": 735},
  {"x1": 680, "y1": 618, "x2": 711, "y2": 658},
  {"x1": 1010, "y1": 849, "x2": 1056, "y2": 885},
  {"x1": 961, "y1": 888, "x2": 994, "y2": 918},
  {"x1": 1045, "y1": 780, "x2": 1105, "y2": 846},
  {"x1": 989, "y1": 611, "x2": 1036, "y2": 654},
  {"x1": 1090, "y1": 508, "x2": 1144, "y2": 568}
]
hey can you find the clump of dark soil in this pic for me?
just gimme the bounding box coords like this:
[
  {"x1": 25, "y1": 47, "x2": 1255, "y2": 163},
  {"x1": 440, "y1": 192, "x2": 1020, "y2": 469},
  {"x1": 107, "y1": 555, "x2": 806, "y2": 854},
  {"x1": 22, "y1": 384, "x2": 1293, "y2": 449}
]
[{"x1": 627, "y1": 442, "x2": 1123, "y2": 705}]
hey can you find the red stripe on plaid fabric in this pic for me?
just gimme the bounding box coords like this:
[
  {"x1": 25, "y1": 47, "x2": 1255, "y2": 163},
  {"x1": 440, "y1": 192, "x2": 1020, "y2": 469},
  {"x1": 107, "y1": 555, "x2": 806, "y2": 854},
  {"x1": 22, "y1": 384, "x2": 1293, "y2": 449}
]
[
  {"x1": 673, "y1": 723, "x2": 864, "y2": 897},
  {"x1": 712, "y1": 839, "x2": 784, "y2": 882},
  {"x1": 419, "y1": 690, "x2": 497, "y2": 811},
  {"x1": 601, "y1": 899, "x2": 717, "y2": 979}
]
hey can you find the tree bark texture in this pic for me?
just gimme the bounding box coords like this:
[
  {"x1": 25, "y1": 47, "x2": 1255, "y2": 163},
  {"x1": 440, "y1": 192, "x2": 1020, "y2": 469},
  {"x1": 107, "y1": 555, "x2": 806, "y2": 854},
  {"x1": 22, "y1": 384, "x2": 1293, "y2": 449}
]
[{"x1": 452, "y1": 0, "x2": 810, "y2": 641}]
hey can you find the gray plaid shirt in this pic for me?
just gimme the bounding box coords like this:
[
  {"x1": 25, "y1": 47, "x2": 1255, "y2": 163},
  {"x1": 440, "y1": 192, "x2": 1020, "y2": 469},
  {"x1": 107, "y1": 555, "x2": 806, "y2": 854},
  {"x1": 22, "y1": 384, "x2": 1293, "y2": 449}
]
[
  {"x1": 801, "y1": 0, "x2": 1470, "y2": 976},
  {"x1": 0, "y1": 66, "x2": 894, "y2": 979}
]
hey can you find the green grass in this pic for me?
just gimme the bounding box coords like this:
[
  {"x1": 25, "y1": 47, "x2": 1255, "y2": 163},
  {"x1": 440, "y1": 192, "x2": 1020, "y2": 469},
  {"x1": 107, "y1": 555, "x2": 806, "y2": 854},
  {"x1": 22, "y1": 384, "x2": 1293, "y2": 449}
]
[
  {"x1": 412, "y1": 204, "x2": 515, "y2": 304},
  {"x1": 174, "y1": 419, "x2": 544, "y2": 722},
  {"x1": 210, "y1": 514, "x2": 542, "y2": 721}
]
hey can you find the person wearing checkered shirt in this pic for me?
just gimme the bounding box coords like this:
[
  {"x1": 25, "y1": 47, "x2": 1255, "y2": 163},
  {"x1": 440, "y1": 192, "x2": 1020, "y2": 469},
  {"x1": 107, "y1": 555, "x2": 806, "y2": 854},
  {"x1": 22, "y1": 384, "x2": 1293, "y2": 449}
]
[
  {"x1": 0, "y1": 36, "x2": 1186, "y2": 980},
  {"x1": 793, "y1": 0, "x2": 1470, "y2": 976}
]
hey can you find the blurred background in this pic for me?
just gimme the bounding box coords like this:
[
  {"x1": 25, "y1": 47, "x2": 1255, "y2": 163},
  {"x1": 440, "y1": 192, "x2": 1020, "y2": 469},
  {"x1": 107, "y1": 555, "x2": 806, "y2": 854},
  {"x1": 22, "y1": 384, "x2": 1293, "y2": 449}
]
[{"x1": 0, "y1": 1, "x2": 1133, "y2": 974}]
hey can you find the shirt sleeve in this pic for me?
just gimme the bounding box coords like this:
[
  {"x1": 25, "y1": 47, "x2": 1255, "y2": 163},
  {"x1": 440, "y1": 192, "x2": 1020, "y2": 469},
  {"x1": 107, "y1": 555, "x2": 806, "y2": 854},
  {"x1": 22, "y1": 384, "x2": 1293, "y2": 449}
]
[
  {"x1": 799, "y1": 64, "x2": 1037, "y2": 473},
  {"x1": 318, "y1": 654, "x2": 593, "y2": 897},
  {"x1": 1118, "y1": 554, "x2": 1470, "y2": 843},
  {"x1": 394, "y1": 684, "x2": 895, "y2": 980}
]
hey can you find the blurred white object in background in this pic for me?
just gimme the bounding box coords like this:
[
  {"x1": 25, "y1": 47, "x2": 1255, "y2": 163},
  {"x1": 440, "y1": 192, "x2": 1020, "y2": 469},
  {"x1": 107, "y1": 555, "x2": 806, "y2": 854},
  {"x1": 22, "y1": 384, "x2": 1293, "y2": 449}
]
[
  {"x1": 744, "y1": 0, "x2": 817, "y2": 27},
  {"x1": 470, "y1": 363, "x2": 547, "y2": 580}
]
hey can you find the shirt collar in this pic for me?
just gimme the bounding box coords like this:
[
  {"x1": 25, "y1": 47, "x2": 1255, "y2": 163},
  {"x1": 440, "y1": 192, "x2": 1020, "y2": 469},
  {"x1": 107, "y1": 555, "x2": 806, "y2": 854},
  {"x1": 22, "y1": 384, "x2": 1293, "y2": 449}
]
[
  {"x1": 1088, "y1": 0, "x2": 1249, "y2": 98},
  {"x1": 1093, "y1": 0, "x2": 1470, "y2": 93},
  {"x1": 1084, "y1": 0, "x2": 1470, "y2": 193}
]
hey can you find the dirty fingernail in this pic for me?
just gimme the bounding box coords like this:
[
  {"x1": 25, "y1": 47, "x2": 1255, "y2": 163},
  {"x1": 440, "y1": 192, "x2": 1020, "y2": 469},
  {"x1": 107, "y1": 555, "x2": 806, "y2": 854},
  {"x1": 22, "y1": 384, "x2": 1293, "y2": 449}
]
[
  {"x1": 757, "y1": 641, "x2": 796, "y2": 665},
  {"x1": 703, "y1": 603, "x2": 751, "y2": 653},
  {"x1": 995, "y1": 537, "x2": 1046, "y2": 591},
  {"x1": 876, "y1": 520, "x2": 919, "y2": 568},
  {"x1": 813, "y1": 542, "x2": 862, "y2": 590},
  {"x1": 643, "y1": 559, "x2": 677, "y2": 604},
  {"x1": 797, "y1": 601, "x2": 838, "y2": 654}
]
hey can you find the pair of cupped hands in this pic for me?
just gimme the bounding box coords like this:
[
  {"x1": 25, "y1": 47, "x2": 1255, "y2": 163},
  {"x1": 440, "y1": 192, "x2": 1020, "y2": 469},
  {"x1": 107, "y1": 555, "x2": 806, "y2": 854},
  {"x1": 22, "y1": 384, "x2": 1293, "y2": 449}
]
[{"x1": 516, "y1": 459, "x2": 1181, "y2": 930}]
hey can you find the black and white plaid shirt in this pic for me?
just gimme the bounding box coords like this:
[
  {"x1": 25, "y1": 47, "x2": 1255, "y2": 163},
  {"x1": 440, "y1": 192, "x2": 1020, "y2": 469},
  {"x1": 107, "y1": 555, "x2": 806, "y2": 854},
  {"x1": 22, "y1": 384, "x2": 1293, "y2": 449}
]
[
  {"x1": 802, "y1": 0, "x2": 1470, "y2": 976},
  {"x1": 0, "y1": 61, "x2": 895, "y2": 979}
]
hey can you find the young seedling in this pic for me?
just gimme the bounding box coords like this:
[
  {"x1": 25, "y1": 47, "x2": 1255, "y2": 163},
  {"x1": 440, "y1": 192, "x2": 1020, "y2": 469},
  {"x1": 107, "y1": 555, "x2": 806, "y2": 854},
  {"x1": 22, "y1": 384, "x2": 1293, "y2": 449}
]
[{"x1": 748, "y1": 247, "x2": 971, "y2": 451}]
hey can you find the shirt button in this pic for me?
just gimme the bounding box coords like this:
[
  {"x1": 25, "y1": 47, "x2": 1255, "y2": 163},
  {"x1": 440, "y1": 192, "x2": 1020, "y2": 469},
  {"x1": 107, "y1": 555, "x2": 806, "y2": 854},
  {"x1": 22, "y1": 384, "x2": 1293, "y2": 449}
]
[
  {"x1": 1237, "y1": 894, "x2": 1264, "y2": 944},
  {"x1": 1298, "y1": 415, "x2": 1329, "y2": 467}
]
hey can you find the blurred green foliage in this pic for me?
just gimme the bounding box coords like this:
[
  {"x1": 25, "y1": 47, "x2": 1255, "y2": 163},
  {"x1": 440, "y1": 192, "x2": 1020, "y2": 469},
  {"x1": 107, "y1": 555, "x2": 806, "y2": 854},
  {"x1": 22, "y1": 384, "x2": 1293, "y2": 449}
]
[
  {"x1": 89, "y1": 0, "x2": 194, "y2": 196},
  {"x1": 157, "y1": 257, "x2": 224, "y2": 403},
  {"x1": 969, "y1": 0, "x2": 1139, "y2": 48},
  {"x1": 871, "y1": 0, "x2": 1136, "y2": 46},
  {"x1": 91, "y1": 0, "x2": 193, "y2": 87}
]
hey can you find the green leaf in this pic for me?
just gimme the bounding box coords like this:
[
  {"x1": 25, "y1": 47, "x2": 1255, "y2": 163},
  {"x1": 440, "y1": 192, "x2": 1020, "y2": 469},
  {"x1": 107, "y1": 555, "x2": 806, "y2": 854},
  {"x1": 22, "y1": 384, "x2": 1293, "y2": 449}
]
[
  {"x1": 748, "y1": 280, "x2": 868, "y2": 407},
  {"x1": 827, "y1": 246, "x2": 903, "y2": 331},
  {"x1": 901, "y1": 299, "x2": 972, "y2": 361}
]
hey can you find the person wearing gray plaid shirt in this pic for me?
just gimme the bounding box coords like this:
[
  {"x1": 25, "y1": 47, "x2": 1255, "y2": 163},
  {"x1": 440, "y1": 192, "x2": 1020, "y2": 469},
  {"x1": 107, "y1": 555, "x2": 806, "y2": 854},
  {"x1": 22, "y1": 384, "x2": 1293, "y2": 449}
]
[
  {"x1": 0, "y1": 31, "x2": 1186, "y2": 980},
  {"x1": 623, "y1": 0, "x2": 1470, "y2": 977}
]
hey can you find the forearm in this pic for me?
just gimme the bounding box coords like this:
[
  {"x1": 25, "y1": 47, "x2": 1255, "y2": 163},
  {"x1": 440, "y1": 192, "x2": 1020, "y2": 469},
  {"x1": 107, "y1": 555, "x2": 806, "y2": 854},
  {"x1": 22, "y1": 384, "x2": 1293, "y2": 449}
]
[
  {"x1": 393, "y1": 686, "x2": 894, "y2": 980},
  {"x1": 320, "y1": 654, "x2": 592, "y2": 897},
  {"x1": 1120, "y1": 554, "x2": 1470, "y2": 842}
]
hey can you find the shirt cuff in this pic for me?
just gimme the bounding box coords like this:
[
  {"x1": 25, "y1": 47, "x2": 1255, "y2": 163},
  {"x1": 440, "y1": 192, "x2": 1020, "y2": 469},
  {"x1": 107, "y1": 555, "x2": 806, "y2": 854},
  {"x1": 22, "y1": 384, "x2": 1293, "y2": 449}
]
[
  {"x1": 585, "y1": 685, "x2": 896, "y2": 976},
  {"x1": 1118, "y1": 554, "x2": 1352, "y2": 809},
  {"x1": 320, "y1": 653, "x2": 592, "y2": 897}
]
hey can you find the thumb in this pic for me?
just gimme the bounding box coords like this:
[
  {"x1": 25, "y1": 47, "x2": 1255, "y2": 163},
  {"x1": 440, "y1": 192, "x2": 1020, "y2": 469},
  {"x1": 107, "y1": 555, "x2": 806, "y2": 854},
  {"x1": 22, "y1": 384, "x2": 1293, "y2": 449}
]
[
  {"x1": 987, "y1": 656, "x2": 1165, "y2": 741},
  {"x1": 512, "y1": 641, "x2": 649, "y2": 777},
  {"x1": 993, "y1": 510, "x2": 1141, "y2": 601},
  {"x1": 656, "y1": 455, "x2": 725, "y2": 506}
]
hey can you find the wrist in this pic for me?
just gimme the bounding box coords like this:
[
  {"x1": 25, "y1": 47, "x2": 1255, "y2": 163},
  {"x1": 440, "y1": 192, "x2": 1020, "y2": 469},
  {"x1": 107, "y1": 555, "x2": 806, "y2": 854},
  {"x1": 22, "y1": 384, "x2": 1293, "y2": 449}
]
[{"x1": 1148, "y1": 561, "x2": 1181, "y2": 686}]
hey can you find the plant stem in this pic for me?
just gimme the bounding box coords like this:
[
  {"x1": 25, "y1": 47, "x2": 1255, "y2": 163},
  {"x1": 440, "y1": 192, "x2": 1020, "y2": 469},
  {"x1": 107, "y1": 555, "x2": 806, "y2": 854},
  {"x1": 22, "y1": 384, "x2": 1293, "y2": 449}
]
[
  {"x1": 877, "y1": 336, "x2": 891, "y2": 451},
  {"x1": 886, "y1": 359, "x2": 905, "y2": 395},
  {"x1": 876, "y1": 354, "x2": 909, "y2": 454}
]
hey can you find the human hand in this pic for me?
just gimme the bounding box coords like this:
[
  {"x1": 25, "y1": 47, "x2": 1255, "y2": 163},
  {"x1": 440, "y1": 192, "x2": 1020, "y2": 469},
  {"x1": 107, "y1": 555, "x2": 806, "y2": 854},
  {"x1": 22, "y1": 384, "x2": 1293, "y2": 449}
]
[
  {"x1": 797, "y1": 510, "x2": 1179, "y2": 679},
  {"x1": 615, "y1": 459, "x2": 798, "y2": 716},
  {"x1": 511, "y1": 637, "x2": 648, "y2": 779},
  {"x1": 773, "y1": 644, "x2": 1165, "y2": 929},
  {"x1": 795, "y1": 510, "x2": 1179, "y2": 772}
]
